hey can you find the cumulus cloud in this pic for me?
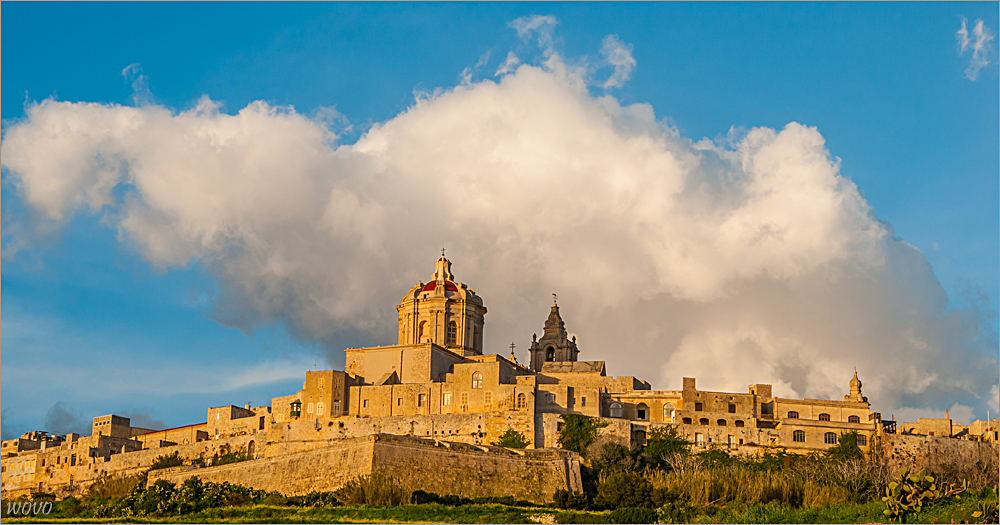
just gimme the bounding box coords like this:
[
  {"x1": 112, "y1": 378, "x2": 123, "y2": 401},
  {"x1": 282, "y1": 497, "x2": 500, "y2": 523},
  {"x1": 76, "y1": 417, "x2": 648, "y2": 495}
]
[
  {"x1": 43, "y1": 402, "x2": 89, "y2": 436},
  {"x1": 509, "y1": 15, "x2": 558, "y2": 57},
  {"x1": 2, "y1": 43, "x2": 997, "y2": 422},
  {"x1": 957, "y1": 18, "x2": 994, "y2": 81},
  {"x1": 600, "y1": 34, "x2": 637, "y2": 89}
]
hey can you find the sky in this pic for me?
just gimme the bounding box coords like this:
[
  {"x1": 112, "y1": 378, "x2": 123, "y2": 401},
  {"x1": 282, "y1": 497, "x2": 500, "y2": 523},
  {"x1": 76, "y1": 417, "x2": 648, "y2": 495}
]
[{"x1": 2, "y1": 2, "x2": 998, "y2": 439}]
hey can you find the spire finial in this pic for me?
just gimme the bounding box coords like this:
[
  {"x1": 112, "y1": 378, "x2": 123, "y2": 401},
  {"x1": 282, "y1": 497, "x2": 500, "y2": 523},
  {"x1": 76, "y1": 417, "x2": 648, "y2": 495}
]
[
  {"x1": 552, "y1": 292, "x2": 558, "y2": 306},
  {"x1": 441, "y1": 247, "x2": 446, "y2": 257}
]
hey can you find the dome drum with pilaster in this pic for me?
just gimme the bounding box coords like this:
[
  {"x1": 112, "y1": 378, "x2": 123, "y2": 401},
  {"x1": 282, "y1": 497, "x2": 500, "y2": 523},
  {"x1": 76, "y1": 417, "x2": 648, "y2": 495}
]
[{"x1": 396, "y1": 255, "x2": 486, "y2": 356}]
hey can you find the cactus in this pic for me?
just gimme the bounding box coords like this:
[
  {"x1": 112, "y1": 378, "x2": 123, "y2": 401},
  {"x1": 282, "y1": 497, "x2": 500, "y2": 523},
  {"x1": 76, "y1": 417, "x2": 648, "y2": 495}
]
[
  {"x1": 971, "y1": 498, "x2": 999, "y2": 524},
  {"x1": 881, "y1": 468, "x2": 968, "y2": 522}
]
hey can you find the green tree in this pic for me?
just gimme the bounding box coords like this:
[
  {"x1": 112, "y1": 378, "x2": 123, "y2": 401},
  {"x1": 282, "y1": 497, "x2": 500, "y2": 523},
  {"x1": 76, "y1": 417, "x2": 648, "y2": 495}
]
[
  {"x1": 558, "y1": 414, "x2": 608, "y2": 456},
  {"x1": 826, "y1": 431, "x2": 864, "y2": 462},
  {"x1": 492, "y1": 428, "x2": 530, "y2": 449},
  {"x1": 642, "y1": 426, "x2": 690, "y2": 467}
]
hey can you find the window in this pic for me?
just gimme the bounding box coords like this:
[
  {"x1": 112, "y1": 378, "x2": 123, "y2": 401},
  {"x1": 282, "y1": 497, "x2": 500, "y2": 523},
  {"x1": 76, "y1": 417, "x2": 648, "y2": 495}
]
[
  {"x1": 819, "y1": 413, "x2": 831, "y2": 421},
  {"x1": 443, "y1": 393, "x2": 451, "y2": 406},
  {"x1": 717, "y1": 419, "x2": 727, "y2": 426},
  {"x1": 637, "y1": 403, "x2": 649, "y2": 420},
  {"x1": 485, "y1": 391, "x2": 492, "y2": 407},
  {"x1": 663, "y1": 403, "x2": 675, "y2": 421},
  {"x1": 418, "y1": 321, "x2": 427, "y2": 341},
  {"x1": 581, "y1": 397, "x2": 587, "y2": 407},
  {"x1": 307, "y1": 403, "x2": 315, "y2": 414},
  {"x1": 316, "y1": 402, "x2": 325, "y2": 416},
  {"x1": 557, "y1": 421, "x2": 564, "y2": 431},
  {"x1": 825, "y1": 432, "x2": 838, "y2": 444},
  {"x1": 695, "y1": 402, "x2": 703, "y2": 411},
  {"x1": 727, "y1": 435, "x2": 735, "y2": 448},
  {"x1": 461, "y1": 392, "x2": 469, "y2": 406},
  {"x1": 472, "y1": 372, "x2": 483, "y2": 389},
  {"x1": 610, "y1": 402, "x2": 623, "y2": 418},
  {"x1": 848, "y1": 415, "x2": 861, "y2": 423},
  {"x1": 793, "y1": 430, "x2": 806, "y2": 442},
  {"x1": 516, "y1": 393, "x2": 527, "y2": 410},
  {"x1": 319, "y1": 378, "x2": 325, "y2": 389},
  {"x1": 729, "y1": 403, "x2": 737, "y2": 413},
  {"x1": 447, "y1": 321, "x2": 457, "y2": 344},
  {"x1": 397, "y1": 398, "x2": 403, "y2": 406},
  {"x1": 418, "y1": 394, "x2": 426, "y2": 407},
  {"x1": 787, "y1": 411, "x2": 799, "y2": 419},
  {"x1": 363, "y1": 400, "x2": 369, "y2": 408},
  {"x1": 291, "y1": 401, "x2": 302, "y2": 417},
  {"x1": 546, "y1": 347, "x2": 555, "y2": 361},
  {"x1": 857, "y1": 434, "x2": 867, "y2": 446},
  {"x1": 695, "y1": 433, "x2": 704, "y2": 444},
  {"x1": 259, "y1": 416, "x2": 265, "y2": 430},
  {"x1": 699, "y1": 418, "x2": 709, "y2": 425},
  {"x1": 735, "y1": 420, "x2": 745, "y2": 427},
  {"x1": 682, "y1": 417, "x2": 692, "y2": 424}
]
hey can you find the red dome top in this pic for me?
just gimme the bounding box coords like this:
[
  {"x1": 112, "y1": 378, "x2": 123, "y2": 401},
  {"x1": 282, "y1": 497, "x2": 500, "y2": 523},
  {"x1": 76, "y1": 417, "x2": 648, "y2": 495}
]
[{"x1": 422, "y1": 280, "x2": 459, "y2": 292}]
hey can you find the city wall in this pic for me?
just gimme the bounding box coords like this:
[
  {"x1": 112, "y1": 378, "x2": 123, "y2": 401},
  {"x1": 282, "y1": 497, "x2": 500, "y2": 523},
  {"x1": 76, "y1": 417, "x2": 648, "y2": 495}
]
[{"x1": 149, "y1": 434, "x2": 582, "y2": 503}]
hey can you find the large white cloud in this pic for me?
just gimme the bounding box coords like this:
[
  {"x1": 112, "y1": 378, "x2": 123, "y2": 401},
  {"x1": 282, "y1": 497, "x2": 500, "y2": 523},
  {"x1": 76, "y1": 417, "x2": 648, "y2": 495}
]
[{"x1": 2, "y1": 49, "x2": 996, "y2": 421}]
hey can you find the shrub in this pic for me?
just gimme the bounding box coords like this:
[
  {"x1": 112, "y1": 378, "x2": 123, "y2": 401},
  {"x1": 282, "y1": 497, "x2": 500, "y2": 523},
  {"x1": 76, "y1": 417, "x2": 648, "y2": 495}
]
[
  {"x1": 881, "y1": 467, "x2": 968, "y2": 523},
  {"x1": 333, "y1": 473, "x2": 410, "y2": 506},
  {"x1": 86, "y1": 471, "x2": 147, "y2": 499},
  {"x1": 300, "y1": 491, "x2": 340, "y2": 507},
  {"x1": 656, "y1": 501, "x2": 693, "y2": 524},
  {"x1": 558, "y1": 414, "x2": 608, "y2": 457},
  {"x1": 149, "y1": 451, "x2": 184, "y2": 471},
  {"x1": 57, "y1": 496, "x2": 84, "y2": 517},
  {"x1": 608, "y1": 506, "x2": 658, "y2": 523},
  {"x1": 642, "y1": 426, "x2": 690, "y2": 468},
  {"x1": 553, "y1": 488, "x2": 589, "y2": 510},
  {"x1": 261, "y1": 492, "x2": 288, "y2": 506},
  {"x1": 492, "y1": 428, "x2": 530, "y2": 449},
  {"x1": 595, "y1": 471, "x2": 654, "y2": 509}
]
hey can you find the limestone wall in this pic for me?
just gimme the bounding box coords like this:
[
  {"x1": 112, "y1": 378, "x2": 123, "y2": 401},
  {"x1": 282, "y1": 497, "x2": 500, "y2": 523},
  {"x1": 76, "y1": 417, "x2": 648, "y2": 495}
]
[
  {"x1": 265, "y1": 410, "x2": 536, "y2": 458},
  {"x1": 148, "y1": 434, "x2": 581, "y2": 503},
  {"x1": 882, "y1": 433, "x2": 999, "y2": 477}
]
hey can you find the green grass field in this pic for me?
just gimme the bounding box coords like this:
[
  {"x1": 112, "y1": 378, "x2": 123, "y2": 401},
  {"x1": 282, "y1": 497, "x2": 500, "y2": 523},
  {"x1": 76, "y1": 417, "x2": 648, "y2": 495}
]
[{"x1": 3, "y1": 492, "x2": 996, "y2": 524}]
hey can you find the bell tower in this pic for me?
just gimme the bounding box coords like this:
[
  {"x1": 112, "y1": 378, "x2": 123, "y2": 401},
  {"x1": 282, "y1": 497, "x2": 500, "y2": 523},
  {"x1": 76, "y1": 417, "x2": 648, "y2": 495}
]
[
  {"x1": 528, "y1": 296, "x2": 580, "y2": 371},
  {"x1": 396, "y1": 253, "x2": 487, "y2": 356}
]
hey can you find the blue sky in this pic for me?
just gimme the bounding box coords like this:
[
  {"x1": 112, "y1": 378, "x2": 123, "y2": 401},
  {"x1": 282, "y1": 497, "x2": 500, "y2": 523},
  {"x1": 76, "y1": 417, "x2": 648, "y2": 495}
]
[{"x1": 2, "y1": 2, "x2": 998, "y2": 439}]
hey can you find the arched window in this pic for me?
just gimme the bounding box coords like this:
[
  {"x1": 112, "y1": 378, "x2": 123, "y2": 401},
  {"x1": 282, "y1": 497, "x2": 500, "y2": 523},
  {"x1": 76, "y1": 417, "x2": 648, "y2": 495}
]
[
  {"x1": 857, "y1": 434, "x2": 867, "y2": 446},
  {"x1": 610, "y1": 402, "x2": 623, "y2": 418},
  {"x1": 717, "y1": 419, "x2": 727, "y2": 426},
  {"x1": 824, "y1": 432, "x2": 837, "y2": 444},
  {"x1": 447, "y1": 321, "x2": 457, "y2": 344},
  {"x1": 787, "y1": 411, "x2": 799, "y2": 419},
  {"x1": 793, "y1": 430, "x2": 806, "y2": 442},
  {"x1": 819, "y1": 413, "x2": 831, "y2": 421},
  {"x1": 418, "y1": 321, "x2": 427, "y2": 342},
  {"x1": 663, "y1": 403, "x2": 675, "y2": 421},
  {"x1": 734, "y1": 420, "x2": 745, "y2": 427},
  {"x1": 472, "y1": 372, "x2": 483, "y2": 389},
  {"x1": 247, "y1": 440, "x2": 255, "y2": 460},
  {"x1": 848, "y1": 415, "x2": 860, "y2": 423},
  {"x1": 545, "y1": 347, "x2": 555, "y2": 361},
  {"x1": 699, "y1": 418, "x2": 709, "y2": 426},
  {"x1": 637, "y1": 403, "x2": 649, "y2": 420},
  {"x1": 682, "y1": 417, "x2": 692, "y2": 425},
  {"x1": 516, "y1": 393, "x2": 527, "y2": 410}
]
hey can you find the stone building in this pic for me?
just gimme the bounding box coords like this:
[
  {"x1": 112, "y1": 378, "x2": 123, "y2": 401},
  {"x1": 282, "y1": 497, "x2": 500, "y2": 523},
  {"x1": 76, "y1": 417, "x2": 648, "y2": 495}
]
[{"x1": 2, "y1": 255, "x2": 989, "y2": 500}]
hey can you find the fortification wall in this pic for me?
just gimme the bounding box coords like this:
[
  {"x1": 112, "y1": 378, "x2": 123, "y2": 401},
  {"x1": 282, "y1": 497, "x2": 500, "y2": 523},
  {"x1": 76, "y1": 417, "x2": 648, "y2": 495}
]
[
  {"x1": 2, "y1": 433, "x2": 261, "y2": 500},
  {"x1": 882, "y1": 433, "x2": 999, "y2": 476},
  {"x1": 370, "y1": 435, "x2": 582, "y2": 502},
  {"x1": 149, "y1": 434, "x2": 581, "y2": 504},
  {"x1": 265, "y1": 411, "x2": 535, "y2": 457},
  {"x1": 149, "y1": 436, "x2": 376, "y2": 496}
]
